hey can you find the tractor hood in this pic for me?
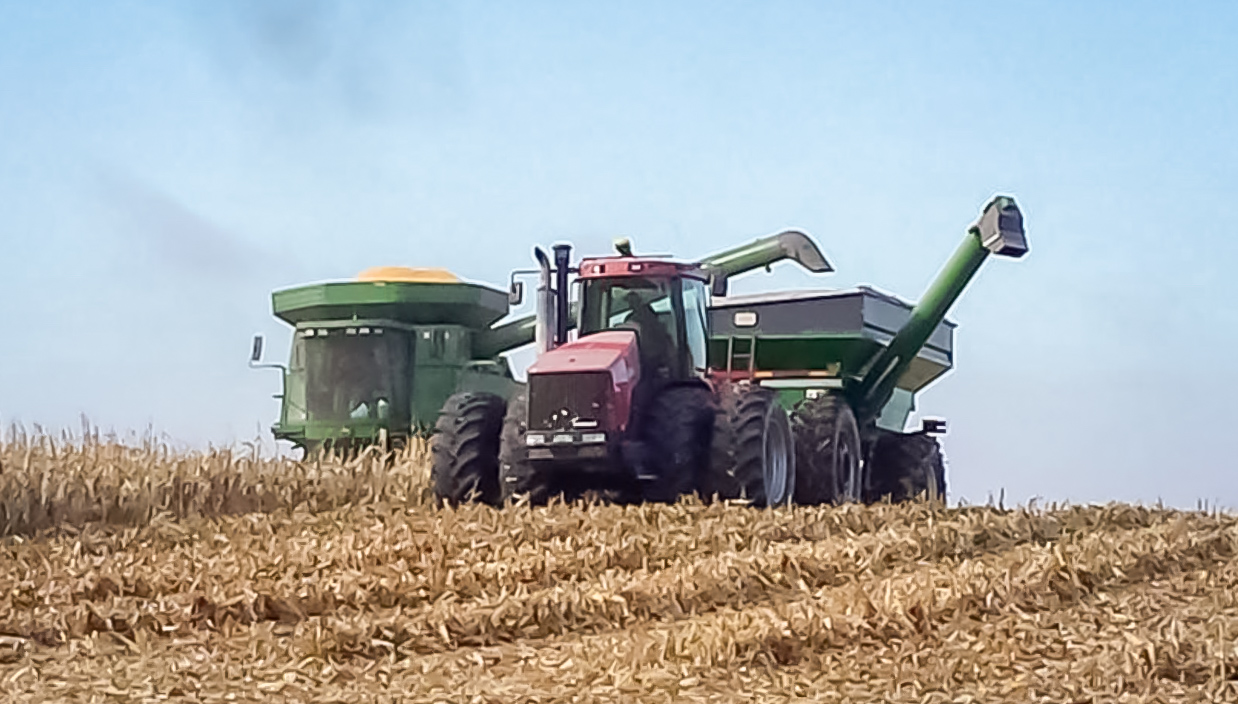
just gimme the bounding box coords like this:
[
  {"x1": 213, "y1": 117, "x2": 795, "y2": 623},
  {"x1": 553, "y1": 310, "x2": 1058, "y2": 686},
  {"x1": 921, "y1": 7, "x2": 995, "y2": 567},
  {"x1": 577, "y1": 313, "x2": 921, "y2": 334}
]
[
  {"x1": 525, "y1": 331, "x2": 641, "y2": 433},
  {"x1": 527, "y1": 330, "x2": 639, "y2": 381}
]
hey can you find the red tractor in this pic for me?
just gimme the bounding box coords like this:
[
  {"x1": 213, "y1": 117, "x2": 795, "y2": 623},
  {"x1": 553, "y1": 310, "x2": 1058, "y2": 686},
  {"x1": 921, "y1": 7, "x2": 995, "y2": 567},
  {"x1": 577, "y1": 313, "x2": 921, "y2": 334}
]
[{"x1": 434, "y1": 238, "x2": 812, "y2": 506}]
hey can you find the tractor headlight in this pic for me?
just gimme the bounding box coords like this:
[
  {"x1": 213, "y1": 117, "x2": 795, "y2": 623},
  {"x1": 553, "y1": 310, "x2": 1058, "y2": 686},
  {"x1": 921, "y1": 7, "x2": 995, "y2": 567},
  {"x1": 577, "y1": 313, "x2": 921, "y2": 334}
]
[
  {"x1": 580, "y1": 432, "x2": 606, "y2": 444},
  {"x1": 525, "y1": 433, "x2": 547, "y2": 446}
]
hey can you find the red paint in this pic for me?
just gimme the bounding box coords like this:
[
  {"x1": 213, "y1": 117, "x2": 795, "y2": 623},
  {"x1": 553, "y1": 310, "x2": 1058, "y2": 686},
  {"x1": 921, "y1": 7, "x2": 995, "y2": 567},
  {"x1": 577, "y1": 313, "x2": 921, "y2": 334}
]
[
  {"x1": 577, "y1": 257, "x2": 710, "y2": 281},
  {"x1": 528, "y1": 330, "x2": 641, "y2": 432}
]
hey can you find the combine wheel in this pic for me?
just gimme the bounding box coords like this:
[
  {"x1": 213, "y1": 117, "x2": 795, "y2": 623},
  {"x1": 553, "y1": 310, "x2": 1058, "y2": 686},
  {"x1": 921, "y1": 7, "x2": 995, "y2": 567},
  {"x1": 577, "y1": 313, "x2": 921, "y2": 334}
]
[
  {"x1": 498, "y1": 394, "x2": 553, "y2": 505},
  {"x1": 789, "y1": 391, "x2": 864, "y2": 504},
  {"x1": 705, "y1": 384, "x2": 795, "y2": 506},
  {"x1": 430, "y1": 392, "x2": 506, "y2": 506},
  {"x1": 639, "y1": 385, "x2": 715, "y2": 503},
  {"x1": 867, "y1": 431, "x2": 947, "y2": 503}
]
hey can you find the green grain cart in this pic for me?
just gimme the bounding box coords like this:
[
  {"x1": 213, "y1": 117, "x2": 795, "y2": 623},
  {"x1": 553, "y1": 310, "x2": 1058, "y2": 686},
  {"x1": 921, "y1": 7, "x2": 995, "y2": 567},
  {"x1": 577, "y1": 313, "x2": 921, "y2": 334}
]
[{"x1": 706, "y1": 195, "x2": 1027, "y2": 504}]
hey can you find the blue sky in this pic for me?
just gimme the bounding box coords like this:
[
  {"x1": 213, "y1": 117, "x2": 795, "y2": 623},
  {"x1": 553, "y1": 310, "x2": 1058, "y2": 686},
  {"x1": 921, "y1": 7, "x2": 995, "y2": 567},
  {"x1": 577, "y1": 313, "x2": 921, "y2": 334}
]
[{"x1": 2, "y1": 1, "x2": 1235, "y2": 508}]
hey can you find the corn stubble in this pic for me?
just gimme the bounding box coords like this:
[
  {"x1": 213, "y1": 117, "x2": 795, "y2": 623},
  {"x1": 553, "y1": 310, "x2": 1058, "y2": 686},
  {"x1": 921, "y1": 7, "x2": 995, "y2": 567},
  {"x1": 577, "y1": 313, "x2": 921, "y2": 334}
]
[{"x1": 0, "y1": 431, "x2": 1236, "y2": 702}]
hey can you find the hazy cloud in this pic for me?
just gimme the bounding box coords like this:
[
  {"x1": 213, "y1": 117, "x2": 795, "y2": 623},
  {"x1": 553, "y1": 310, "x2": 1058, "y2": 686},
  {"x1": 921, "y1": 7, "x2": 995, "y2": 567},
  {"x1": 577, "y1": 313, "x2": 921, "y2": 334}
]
[
  {"x1": 93, "y1": 169, "x2": 264, "y2": 283},
  {"x1": 179, "y1": 0, "x2": 466, "y2": 123}
]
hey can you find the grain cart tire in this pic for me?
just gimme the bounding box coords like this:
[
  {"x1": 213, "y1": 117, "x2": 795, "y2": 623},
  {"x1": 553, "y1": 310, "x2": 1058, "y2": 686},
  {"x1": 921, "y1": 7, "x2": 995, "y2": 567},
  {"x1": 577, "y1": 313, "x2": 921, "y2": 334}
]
[
  {"x1": 867, "y1": 431, "x2": 947, "y2": 503},
  {"x1": 640, "y1": 384, "x2": 716, "y2": 503},
  {"x1": 498, "y1": 394, "x2": 553, "y2": 505},
  {"x1": 705, "y1": 384, "x2": 796, "y2": 506},
  {"x1": 790, "y1": 391, "x2": 864, "y2": 504},
  {"x1": 430, "y1": 392, "x2": 505, "y2": 506}
]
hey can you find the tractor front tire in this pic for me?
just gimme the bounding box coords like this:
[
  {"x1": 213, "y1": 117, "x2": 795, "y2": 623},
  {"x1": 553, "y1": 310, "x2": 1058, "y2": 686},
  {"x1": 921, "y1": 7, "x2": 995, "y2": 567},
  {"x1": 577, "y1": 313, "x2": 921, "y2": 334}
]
[
  {"x1": 430, "y1": 392, "x2": 506, "y2": 506},
  {"x1": 498, "y1": 394, "x2": 552, "y2": 505},
  {"x1": 640, "y1": 385, "x2": 715, "y2": 503},
  {"x1": 790, "y1": 391, "x2": 864, "y2": 504},
  {"x1": 867, "y1": 431, "x2": 946, "y2": 503},
  {"x1": 705, "y1": 384, "x2": 795, "y2": 507}
]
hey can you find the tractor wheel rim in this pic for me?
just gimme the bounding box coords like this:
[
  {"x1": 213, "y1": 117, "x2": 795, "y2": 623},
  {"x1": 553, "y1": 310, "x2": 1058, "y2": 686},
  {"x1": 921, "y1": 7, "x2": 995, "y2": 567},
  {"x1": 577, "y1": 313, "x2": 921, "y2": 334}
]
[
  {"x1": 838, "y1": 433, "x2": 859, "y2": 502},
  {"x1": 763, "y1": 412, "x2": 789, "y2": 504}
]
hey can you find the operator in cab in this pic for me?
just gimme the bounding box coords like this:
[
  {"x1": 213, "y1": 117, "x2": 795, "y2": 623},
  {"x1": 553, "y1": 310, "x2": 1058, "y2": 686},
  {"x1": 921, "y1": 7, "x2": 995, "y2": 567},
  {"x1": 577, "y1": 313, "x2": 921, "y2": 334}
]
[{"x1": 622, "y1": 290, "x2": 674, "y2": 379}]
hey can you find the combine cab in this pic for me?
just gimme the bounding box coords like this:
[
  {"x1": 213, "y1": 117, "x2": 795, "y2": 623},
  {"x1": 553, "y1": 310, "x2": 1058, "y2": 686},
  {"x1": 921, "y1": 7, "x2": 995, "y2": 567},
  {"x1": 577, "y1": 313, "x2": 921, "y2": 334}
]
[
  {"x1": 250, "y1": 267, "x2": 523, "y2": 455},
  {"x1": 430, "y1": 195, "x2": 1028, "y2": 506}
]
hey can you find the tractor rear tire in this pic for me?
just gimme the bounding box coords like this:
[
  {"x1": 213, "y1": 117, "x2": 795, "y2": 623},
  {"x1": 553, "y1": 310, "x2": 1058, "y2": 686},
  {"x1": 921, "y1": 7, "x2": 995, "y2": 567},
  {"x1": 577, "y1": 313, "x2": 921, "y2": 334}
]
[
  {"x1": 867, "y1": 431, "x2": 947, "y2": 503},
  {"x1": 498, "y1": 393, "x2": 552, "y2": 505},
  {"x1": 430, "y1": 392, "x2": 506, "y2": 506},
  {"x1": 789, "y1": 391, "x2": 864, "y2": 504},
  {"x1": 705, "y1": 384, "x2": 795, "y2": 507},
  {"x1": 640, "y1": 384, "x2": 715, "y2": 503}
]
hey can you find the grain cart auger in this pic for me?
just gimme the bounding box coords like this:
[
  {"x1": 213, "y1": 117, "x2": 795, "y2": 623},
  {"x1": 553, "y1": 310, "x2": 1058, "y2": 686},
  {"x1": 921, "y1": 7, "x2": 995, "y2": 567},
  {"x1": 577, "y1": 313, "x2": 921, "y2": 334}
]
[{"x1": 429, "y1": 232, "x2": 833, "y2": 505}]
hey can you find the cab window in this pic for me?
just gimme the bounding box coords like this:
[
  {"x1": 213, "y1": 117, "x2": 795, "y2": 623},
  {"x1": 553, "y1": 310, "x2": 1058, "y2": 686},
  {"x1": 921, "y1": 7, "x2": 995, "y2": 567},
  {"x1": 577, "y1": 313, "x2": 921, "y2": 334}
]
[{"x1": 681, "y1": 278, "x2": 708, "y2": 372}]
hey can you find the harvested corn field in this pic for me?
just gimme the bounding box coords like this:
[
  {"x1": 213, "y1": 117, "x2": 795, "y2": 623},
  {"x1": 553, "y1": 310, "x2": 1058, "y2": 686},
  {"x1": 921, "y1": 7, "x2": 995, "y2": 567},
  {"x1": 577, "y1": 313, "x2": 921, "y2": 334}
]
[{"x1": 1, "y1": 433, "x2": 1237, "y2": 702}]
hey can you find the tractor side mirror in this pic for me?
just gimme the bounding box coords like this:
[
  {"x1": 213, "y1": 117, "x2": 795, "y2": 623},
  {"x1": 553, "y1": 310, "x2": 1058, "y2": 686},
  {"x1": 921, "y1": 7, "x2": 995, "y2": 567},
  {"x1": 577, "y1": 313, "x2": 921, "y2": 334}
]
[
  {"x1": 250, "y1": 334, "x2": 264, "y2": 364},
  {"x1": 710, "y1": 273, "x2": 728, "y2": 298},
  {"x1": 508, "y1": 280, "x2": 524, "y2": 306}
]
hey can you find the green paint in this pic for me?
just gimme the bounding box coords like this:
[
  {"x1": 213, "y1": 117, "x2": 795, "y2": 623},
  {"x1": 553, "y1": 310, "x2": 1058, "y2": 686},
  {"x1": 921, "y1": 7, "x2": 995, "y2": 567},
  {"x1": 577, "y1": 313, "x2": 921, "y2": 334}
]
[
  {"x1": 709, "y1": 196, "x2": 1027, "y2": 431},
  {"x1": 267, "y1": 279, "x2": 524, "y2": 454}
]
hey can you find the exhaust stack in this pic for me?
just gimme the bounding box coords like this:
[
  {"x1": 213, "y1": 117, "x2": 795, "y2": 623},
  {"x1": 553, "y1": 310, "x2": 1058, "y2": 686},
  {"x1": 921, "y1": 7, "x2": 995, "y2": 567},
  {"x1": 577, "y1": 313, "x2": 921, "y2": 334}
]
[
  {"x1": 534, "y1": 247, "x2": 554, "y2": 355},
  {"x1": 552, "y1": 244, "x2": 572, "y2": 347}
]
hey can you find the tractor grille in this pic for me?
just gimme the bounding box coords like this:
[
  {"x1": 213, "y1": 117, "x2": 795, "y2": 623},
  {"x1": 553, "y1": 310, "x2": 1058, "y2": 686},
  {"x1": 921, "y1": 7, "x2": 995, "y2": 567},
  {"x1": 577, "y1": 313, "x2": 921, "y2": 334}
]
[{"x1": 528, "y1": 372, "x2": 612, "y2": 432}]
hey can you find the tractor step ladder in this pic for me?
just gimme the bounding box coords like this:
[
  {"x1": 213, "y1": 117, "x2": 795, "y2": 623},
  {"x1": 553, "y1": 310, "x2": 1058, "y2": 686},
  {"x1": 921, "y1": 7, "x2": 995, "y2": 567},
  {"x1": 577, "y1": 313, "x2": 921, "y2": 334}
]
[{"x1": 727, "y1": 336, "x2": 758, "y2": 375}]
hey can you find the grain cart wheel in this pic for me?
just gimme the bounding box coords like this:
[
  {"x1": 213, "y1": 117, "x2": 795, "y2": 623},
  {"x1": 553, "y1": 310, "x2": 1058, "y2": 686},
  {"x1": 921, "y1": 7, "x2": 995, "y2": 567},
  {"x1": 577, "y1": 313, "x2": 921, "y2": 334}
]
[
  {"x1": 430, "y1": 392, "x2": 506, "y2": 506},
  {"x1": 789, "y1": 391, "x2": 864, "y2": 504},
  {"x1": 640, "y1": 385, "x2": 716, "y2": 503},
  {"x1": 867, "y1": 431, "x2": 947, "y2": 503},
  {"x1": 705, "y1": 384, "x2": 796, "y2": 506},
  {"x1": 498, "y1": 394, "x2": 553, "y2": 505}
]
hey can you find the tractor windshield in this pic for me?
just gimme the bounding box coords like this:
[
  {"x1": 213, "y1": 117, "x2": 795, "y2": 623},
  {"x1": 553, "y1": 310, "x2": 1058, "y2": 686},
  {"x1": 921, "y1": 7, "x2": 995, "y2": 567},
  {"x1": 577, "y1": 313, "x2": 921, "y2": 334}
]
[
  {"x1": 297, "y1": 328, "x2": 411, "y2": 425},
  {"x1": 579, "y1": 276, "x2": 683, "y2": 377},
  {"x1": 579, "y1": 276, "x2": 676, "y2": 335}
]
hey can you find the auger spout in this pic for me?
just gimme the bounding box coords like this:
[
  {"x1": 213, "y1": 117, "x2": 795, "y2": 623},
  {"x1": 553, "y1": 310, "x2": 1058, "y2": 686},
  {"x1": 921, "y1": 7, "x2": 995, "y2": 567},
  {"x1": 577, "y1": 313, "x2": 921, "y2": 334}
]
[
  {"x1": 698, "y1": 230, "x2": 832, "y2": 295},
  {"x1": 853, "y1": 195, "x2": 1027, "y2": 421}
]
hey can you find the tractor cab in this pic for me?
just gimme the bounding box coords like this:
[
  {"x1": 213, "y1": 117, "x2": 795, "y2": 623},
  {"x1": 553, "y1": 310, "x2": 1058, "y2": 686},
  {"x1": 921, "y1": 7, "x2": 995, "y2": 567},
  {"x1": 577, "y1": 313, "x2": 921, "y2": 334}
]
[{"x1": 575, "y1": 256, "x2": 710, "y2": 382}]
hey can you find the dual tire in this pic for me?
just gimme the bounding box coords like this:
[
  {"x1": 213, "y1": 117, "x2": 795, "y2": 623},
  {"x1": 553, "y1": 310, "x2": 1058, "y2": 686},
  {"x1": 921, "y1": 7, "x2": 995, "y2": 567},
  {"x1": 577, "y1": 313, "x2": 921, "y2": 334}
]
[
  {"x1": 790, "y1": 392, "x2": 864, "y2": 505},
  {"x1": 429, "y1": 391, "x2": 506, "y2": 506},
  {"x1": 703, "y1": 384, "x2": 796, "y2": 507},
  {"x1": 788, "y1": 390, "x2": 947, "y2": 505},
  {"x1": 867, "y1": 429, "x2": 946, "y2": 503}
]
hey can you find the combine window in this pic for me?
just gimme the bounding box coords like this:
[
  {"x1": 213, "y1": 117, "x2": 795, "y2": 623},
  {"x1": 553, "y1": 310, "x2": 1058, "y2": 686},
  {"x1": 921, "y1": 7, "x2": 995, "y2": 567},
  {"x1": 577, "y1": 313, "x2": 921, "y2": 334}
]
[{"x1": 302, "y1": 329, "x2": 411, "y2": 424}]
